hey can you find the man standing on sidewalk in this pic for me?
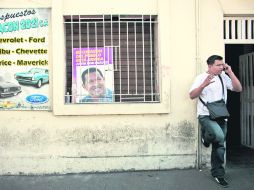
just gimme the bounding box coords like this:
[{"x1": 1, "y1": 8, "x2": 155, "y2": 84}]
[{"x1": 189, "y1": 55, "x2": 242, "y2": 188}]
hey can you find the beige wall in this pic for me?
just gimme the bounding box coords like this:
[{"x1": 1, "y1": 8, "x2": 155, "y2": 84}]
[
  {"x1": 0, "y1": 0, "x2": 253, "y2": 175},
  {"x1": 220, "y1": 0, "x2": 254, "y2": 15},
  {"x1": 198, "y1": 0, "x2": 225, "y2": 167}
]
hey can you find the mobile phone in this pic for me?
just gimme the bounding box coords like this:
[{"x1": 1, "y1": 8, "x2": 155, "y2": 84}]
[{"x1": 223, "y1": 66, "x2": 228, "y2": 71}]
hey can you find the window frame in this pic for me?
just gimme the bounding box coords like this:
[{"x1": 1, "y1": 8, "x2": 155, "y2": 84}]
[
  {"x1": 64, "y1": 15, "x2": 160, "y2": 104},
  {"x1": 52, "y1": 0, "x2": 171, "y2": 115}
]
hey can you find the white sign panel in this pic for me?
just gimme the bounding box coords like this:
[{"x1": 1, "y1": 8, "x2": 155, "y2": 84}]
[{"x1": 0, "y1": 8, "x2": 50, "y2": 110}]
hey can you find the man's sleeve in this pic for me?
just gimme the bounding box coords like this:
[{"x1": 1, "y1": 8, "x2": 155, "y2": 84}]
[
  {"x1": 222, "y1": 73, "x2": 233, "y2": 90},
  {"x1": 189, "y1": 75, "x2": 202, "y2": 93}
]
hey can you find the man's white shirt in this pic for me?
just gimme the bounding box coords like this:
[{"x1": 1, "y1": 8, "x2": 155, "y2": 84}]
[{"x1": 189, "y1": 71, "x2": 233, "y2": 117}]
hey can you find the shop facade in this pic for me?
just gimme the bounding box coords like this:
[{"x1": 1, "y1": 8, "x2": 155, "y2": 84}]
[{"x1": 0, "y1": 0, "x2": 253, "y2": 174}]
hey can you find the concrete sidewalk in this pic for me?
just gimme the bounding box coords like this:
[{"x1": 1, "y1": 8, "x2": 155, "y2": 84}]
[{"x1": 0, "y1": 167, "x2": 253, "y2": 190}]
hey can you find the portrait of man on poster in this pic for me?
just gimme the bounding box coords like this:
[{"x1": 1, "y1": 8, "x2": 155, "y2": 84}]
[{"x1": 79, "y1": 67, "x2": 113, "y2": 103}]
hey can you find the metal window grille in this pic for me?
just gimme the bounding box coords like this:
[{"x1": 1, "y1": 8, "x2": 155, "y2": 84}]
[
  {"x1": 224, "y1": 17, "x2": 254, "y2": 43},
  {"x1": 64, "y1": 15, "x2": 159, "y2": 103}
]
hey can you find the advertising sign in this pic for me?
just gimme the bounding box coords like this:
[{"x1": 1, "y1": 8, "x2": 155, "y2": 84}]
[
  {"x1": 0, "y1": 8, "x2": 50, "y2": 110},
  {"x1": 72, "y1": 47, "x2": 114, "y2": 103}
]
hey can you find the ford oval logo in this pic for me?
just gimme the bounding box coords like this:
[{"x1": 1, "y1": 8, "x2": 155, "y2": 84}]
[{"x1": 26, "y1": 94, "x2": 48, "y2": 104}]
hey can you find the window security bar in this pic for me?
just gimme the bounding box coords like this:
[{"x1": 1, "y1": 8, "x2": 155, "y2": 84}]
[
  {"x1": 224, "y1": 17, "x2": 254, "y2": 43},
  {"x1": 64, "y1": 15, "x2": 159, "y2": 104}
]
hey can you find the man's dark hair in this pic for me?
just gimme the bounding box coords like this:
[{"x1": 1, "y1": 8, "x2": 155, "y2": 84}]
[
  {"x1": 206, "y1": 55, "x2": 223, "y2": 65},
  {"x1": 81, "y1": 67, "x2": 104, "y2": 84}
]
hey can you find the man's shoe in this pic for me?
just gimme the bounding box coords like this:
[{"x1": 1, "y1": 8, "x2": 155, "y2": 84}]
[
  {"x1": 201, "y1": 137, "x2": 210, "y2": 148},
  {"x1": 213, "y1": 177, "x2": 229, "y2": 188}
]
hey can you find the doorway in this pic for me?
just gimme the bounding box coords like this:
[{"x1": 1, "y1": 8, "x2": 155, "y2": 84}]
[{"x1": 225, "y1": 44, "x2": 254, "y2": 167}]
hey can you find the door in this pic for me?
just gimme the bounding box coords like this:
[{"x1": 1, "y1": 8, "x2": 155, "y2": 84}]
[{"x1": 239, "y1": 52, "x2": 254, "y2": 149}]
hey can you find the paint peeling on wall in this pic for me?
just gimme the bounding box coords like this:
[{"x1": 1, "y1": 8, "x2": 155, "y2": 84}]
[{"x1": 165, "y1": 121, "x2": 196, "y2": 139}]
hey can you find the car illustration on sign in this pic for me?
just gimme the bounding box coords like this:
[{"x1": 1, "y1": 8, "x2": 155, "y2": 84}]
[
  {"x1": 14, "y1": 68, "x2": 49, "y2": 88},
  {"x1": 0, "y1": 80, "x2": 22, "y2": 98}
]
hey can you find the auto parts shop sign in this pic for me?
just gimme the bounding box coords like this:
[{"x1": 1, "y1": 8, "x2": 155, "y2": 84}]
[{"x1": 0, "y1": 8, "x2": 50, "y2": 110}]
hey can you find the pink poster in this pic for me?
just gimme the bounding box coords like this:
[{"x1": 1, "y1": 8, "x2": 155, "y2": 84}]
[{"x1": 72, "y1": 47, "x2": 114, "y2": 103}]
